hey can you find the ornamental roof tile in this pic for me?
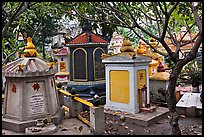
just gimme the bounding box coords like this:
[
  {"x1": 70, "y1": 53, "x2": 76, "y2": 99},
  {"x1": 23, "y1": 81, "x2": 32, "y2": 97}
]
[
  {"x1": 68, "y1": 32, "x2": 109, "y2": 45},
  {"x1": 2, "y1": 57, "x2": 57, "y2": 77},
  {"x1": 54, "y1": 47, "x2": 70, "y2": 56}
]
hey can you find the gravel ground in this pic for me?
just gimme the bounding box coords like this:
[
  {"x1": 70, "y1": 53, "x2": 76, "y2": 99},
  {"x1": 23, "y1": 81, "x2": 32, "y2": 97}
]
[
  {"x1": 103, "y1": 114, "x2": 202, "y2": 135},
  {"x1": 2, "y1": 110, "x2": 202, "y2": 135}
]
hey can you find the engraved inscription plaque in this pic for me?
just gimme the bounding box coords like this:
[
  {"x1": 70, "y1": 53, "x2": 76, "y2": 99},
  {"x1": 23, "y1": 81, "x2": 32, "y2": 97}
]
[{"x1": 29, "y1": 93, "x2": 44, "y2": 114}]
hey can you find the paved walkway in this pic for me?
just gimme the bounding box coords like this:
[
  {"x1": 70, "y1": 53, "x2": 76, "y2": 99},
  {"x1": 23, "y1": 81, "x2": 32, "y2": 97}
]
[{"x1": 2, "y1": 112, "x2": 93, "y2": 135}]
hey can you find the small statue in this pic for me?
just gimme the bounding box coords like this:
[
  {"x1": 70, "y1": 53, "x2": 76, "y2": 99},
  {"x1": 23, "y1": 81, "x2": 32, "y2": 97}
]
[
  {"x1": 47, "y1": 113, "x2": 52, "y2": 124},
  {"x1": 92, "y1": 94, "x2": 100, "y2": 106},
  {"x1": 70, "y1": 87, "x2": 76, "y2": 95},
  {"x1": 36, "y1": 119, "x2": 45, "y2": 128}
]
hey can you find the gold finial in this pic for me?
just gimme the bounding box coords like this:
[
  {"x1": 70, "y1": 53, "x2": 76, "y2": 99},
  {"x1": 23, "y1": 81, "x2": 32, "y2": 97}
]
[
  {"x1": 122, "y1": 37, "x2": 132, "y2": 47},
  {"x1": 120, "y1": 37, "x2": 134, "y2": 52},
  {"x1": 137, "y1": 42, "x2": 145, "y2": 55},
  {"x1": 152, "y1": 52, "x2": 158, "y2": 60},
  {"x1": 150, "y1": 37, "x2": 157, "y2": 48},
  {"x1": 24, "y1": 37, "x2": 37, "y2": 57}
]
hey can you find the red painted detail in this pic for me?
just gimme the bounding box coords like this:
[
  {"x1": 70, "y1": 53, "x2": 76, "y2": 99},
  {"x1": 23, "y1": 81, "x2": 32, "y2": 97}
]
[
  {"x1": 140, "y1": 106, "x2": 156, "y2": 113},
  {"x1": 56, "y1": 75, "x2": 67, "y2": 78},
  {"x1": 12, "y1": 84, "x2": 16, "y2": 93},
  {"x1": 157, "y1": 63, "x2": 165, "y2": 72},
  {"x1": 139, "y1": 73, "x2": 143, "y2": 80},
  {"x1": 69, "y1": 32, "x2": 109, "y2": 44},
  {"x1": 54, "y1": 48, "x2": 69, "y2": 56},
  {"x1": 32, "y1": 83, "x2": 40, "y2": 91},
  {"x1": 91, "y1": 33, "x2": 109, "y2": 43},
  {"x1": 55, "y1": 74, "x2": 70, "y2": 81}
]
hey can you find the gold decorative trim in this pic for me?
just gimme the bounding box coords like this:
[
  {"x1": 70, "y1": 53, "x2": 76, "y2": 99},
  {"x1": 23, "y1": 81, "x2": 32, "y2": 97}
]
[
  {"x1": 93, "y1": 47, "x2": 105, "y2": 80},
  {"x1": 72, "y1": 48, "x2": 88, "y2": 81}
]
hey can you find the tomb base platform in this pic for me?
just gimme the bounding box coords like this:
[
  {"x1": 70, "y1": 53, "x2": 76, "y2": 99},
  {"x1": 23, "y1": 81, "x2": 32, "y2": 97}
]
[
  {"x1": 2, "y1": 108, "x2": 64, "y2": 133},
  {"x1": 104, "y1": 106, "x2": 169, "y2": 127},
  {"x1": 66, "y1": 80, "x2": 106, "y2": 96},
  {"x1": 25, "y1": 123, "x2": 57, "y2": 135}
]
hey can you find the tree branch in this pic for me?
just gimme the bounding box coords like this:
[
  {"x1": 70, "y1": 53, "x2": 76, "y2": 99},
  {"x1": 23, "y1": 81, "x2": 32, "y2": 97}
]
[
  {"x1": 136, "y1": 6, "x2": 161, "y2": 22},
  {"x1": 2, "y1": 2, "x2": 29, "y2": 38},
  {"x1": 123, "y1": 2, "x2": 160, "y2": 40},
  {"x1": 180, "y1": 32, "x2": 199, "y2": 47},
  {"x1": 187, "y1": 2, "x2": 202, "y2": 32},
  {"x1": 131, "y1": 28, "x2": 167, "y2": 57},
  {"x1": 152, "y1": 2, "x2": 161, "y2": 36},
  {"x1": 157, "y1": 2, "x2": 166, "y2": 15},
  {"x1": 168, "y1": 2, "x2": 179, "y2": 15},
  {"x1": 58, "y1": 4, "x2": 131, "y2": 29},
  {"x1": 11, "y1": 2, "x2": 25, "y2": 20},
  {"x1": 182, "y1": 32, "x2": 202, "y2": 65}
]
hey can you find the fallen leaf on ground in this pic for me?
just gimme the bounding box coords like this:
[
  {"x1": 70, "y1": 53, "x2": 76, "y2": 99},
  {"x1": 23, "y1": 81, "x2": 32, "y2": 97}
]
[
  {"x1": 155, "y1": 122, "x2": 163, "y2": 124},
  {"x1": 113, "y1": 128, "x2": 118, "y2": 131},
  {"x1": 124, "y1": 112, "x2": 129, "y2": 115},
  {"x1": 180, "y1": 115, "x2": 186, "y2": 118},
  {"x1": 120, "y1": 115, "x2": 126, "y2": 121},
  {"x1": 144, "y1": 129, "x2": 150, "y2": 132},
  {"x1": 61, "y1": 128, "x2": 68, "y2": 131},
  {"x1": 109, "y1": 120, "x2": 113, "y2": 124},
  {"x1": 113, "y1": 111, "x2": 121, "y2": 115},
  {"x1": 105, "y1": 108, "x2": 110, "y2": 111},
  {"x1": 167, "y1": 115, "x2": 170, "y2": 118},
  {"x1": 130, "y1": 129, "x2": 134, "y2": 133},
  {"x1": 79, "y1": 126, "x2": 83, "y2": 132},
  {"x1": 121, "y1": 122, "x2": 126, "y2": 126}
]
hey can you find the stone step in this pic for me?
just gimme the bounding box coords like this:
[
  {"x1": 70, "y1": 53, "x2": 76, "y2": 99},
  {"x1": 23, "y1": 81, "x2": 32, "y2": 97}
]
[{"x1": 105, "y1": 107, "x2": 169, "y2": 127}]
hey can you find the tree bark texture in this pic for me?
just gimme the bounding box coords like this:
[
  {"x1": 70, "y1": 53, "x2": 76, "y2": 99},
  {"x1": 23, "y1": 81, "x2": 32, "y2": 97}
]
[{"x1": 166, "y1": 62, "x2": 184, "y2": 135}]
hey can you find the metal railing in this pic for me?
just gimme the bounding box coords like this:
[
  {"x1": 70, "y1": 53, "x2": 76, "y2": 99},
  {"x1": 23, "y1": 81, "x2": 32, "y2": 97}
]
[{"x1": 57, "y1": 88, "x2": 105, "y2": 135}]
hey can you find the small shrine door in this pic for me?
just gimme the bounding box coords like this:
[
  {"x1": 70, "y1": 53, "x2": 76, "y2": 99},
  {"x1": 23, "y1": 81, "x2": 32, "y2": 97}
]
[
  {"x1": 137, "y1": 69, "x2": 147, "y2": 108},
  {"x1": 73, "y1": 48, "x2": 87, "y2": 81},
  {"x1": 93, "y1": 47, "x2": 105, "y2": 80}
]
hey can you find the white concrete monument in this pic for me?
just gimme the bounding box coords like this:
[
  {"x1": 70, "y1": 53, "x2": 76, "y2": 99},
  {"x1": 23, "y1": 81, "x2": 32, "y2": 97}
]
[
  {"x1": 102, "y1": 38, "x2": 152, "y2": 114},
  {"x1": 2, "y1": 37, "x2": 64, "y2": 133}
]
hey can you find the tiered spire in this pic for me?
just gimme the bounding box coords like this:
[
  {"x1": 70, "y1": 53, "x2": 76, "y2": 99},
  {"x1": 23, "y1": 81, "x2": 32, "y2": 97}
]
[{"x1": 23, "y1": 37, "x2": 37, "y2": 57}]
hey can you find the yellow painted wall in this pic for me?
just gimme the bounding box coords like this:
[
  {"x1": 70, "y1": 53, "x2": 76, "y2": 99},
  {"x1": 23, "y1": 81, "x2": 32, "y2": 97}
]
[{"x1": 110, "y1": 70, "x2": 130, "y2": 104}]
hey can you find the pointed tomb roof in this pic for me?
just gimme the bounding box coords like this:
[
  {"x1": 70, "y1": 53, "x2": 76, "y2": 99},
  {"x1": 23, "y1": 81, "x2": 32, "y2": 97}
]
[{"x1": 67, "y1": 20, "x2": 109, "y2": 46}]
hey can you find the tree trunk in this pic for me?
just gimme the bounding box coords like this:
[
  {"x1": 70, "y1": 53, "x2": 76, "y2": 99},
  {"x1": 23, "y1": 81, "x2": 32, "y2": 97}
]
[
  {"x1": 166, "y1": 61, "x2": 184, "y2": 135},
  {"x1": 41, "y1": 16, "x2": 46, "y2": 59}
]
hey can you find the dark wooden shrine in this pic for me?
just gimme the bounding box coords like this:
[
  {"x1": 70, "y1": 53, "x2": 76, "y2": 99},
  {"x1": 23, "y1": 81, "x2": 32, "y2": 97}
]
[{"x1": 66, "y1": 21, "x2": 109, "y2": 96}]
